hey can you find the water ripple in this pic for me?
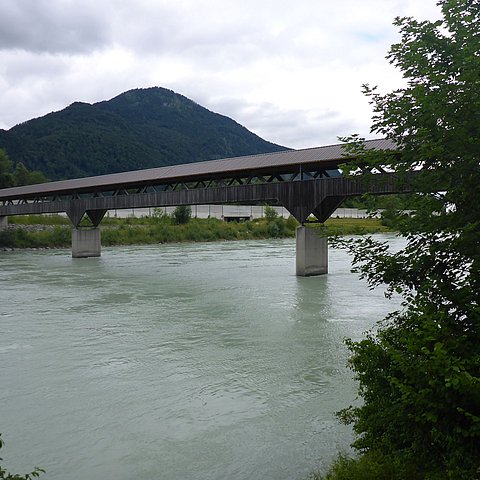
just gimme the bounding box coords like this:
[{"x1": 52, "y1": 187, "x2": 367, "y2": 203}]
[{"x1": 0, "y1": 236, "x2": 403, "y2": 480}]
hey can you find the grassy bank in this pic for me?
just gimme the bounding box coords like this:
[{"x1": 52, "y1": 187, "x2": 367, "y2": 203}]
[
  {"x1": 322, "y1": 217, "x2": 391, "y2": 235},
  {"x1": 1, "y1": 215, "x2": 391, "y2": 249}
]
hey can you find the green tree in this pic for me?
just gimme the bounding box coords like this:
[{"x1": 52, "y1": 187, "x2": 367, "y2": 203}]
[
  {"x1": 0, "y1": 149, "x2": 13, "y2": 188},
  {"x1": 172, "y1": 205, "x2": 192, "y2": 225},
  {"x1": 331, "y1": 1, "x2": 480, "y2": 479},
  {"x1": 24, "y1": 170, "x2": 48, "y2": 185},
  {"x1": 13, "y1": 163, "x2": 48, "y2": 187},
  {"x1": 264, "y1": 205, "x2": 279, "y2": 222},
  {"x1": 0, "y1": 150, "x2": 48, "y2": 188},
  {"x1": 12, "y1": 163, "x2": 30, "y2": 187}
]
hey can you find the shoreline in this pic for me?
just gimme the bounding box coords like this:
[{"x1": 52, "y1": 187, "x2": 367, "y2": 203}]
[{"x1": 1, "y1": 216, "x2": 391, "y2": 251}]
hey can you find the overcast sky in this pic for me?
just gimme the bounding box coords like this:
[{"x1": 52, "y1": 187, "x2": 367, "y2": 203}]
[{"x1": 0, "y1": 0, "x2": 441, "y2": 148}]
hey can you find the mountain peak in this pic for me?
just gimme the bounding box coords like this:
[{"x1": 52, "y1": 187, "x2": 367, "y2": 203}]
[{"x1": 0, "y1": 87, "x2": 287, "y2": 180}]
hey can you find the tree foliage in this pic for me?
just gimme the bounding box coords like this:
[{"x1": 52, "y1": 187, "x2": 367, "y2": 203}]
[
  {"x1": 264, "y1": 205, "x2": 279, "y2": 222},
  {"x1": 0, "y1": 150, "x2": 48, "y2": 188},
  {"x1": 0, "y1": 149, "x2": 13, "y2": 188},
  {"x1": 12, "y1": 163, "x2": 48, "y2": 186},
  {"x1": 334, "y1": 1, "x2": 480, "y2": 478},
  {"x1": 172, "y1": 205, "x2": 192, "y2": 225}
]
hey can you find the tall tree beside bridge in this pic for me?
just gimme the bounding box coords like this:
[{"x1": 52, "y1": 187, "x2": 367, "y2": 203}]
[
  {"x1": 0, "y1": 149, "x2": 13, "y2": 189},
  {"x1": 331, "y1": 1, "x2": 480, "y2": 478},
  {"x1": 0, "y1": 148, "x2": 48, "y2": 188}
]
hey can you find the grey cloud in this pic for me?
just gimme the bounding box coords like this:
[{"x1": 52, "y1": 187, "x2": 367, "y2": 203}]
[
  {"x1": 110, "y1": 2, "x2": 267, "y2": 67},
  {"x1": 257, "y1": 115, "x2": 355, "y2": 148},
  {"x1": 2, "y1": 52, "x2": 69, "y2": 84},
  {"x1": 0, "y1": 0, "x2": 441, "y2": 145},
  {"x1": 206, "y1": 98, "x2": 358, "y2": 148},
  {"x1": 0, "y1": 1, "x2": 111, "y2": 53}
]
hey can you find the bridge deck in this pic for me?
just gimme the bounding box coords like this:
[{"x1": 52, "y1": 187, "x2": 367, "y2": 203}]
[
  {"x1": 0, "y1": 138, "x2": 393, "y2": 201},
  {"x1": 0, "y1": 138, "x2": 409, "y2": 225}
]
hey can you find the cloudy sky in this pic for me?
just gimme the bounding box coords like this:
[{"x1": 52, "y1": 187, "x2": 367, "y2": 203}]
[{"x1": 0, "y1": 0, "x2": 441, "y2": 148}]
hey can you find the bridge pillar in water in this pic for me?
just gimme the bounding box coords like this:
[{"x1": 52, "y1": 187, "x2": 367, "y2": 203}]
[
  {"x1": 72, "y1": 228, "x2": 101, "y2": 258},
  {"x1": 0, "y1": 216, "x2": 7, "y2": 229},
  {"x1": 296, "y1": 226, "x2": 328, "y2": 276}
]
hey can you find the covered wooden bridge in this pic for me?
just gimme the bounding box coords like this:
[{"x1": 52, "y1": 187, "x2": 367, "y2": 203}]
[{"x1": 0, "y1": 138, "x2": 408, "y2": 275}]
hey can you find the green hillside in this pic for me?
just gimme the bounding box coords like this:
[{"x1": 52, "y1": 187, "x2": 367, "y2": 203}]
[{"x1": 0, "y1": 87, "x2": 287, "y2": 180}]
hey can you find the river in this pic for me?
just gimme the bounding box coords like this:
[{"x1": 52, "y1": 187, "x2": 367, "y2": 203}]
[{"x1": 0, "y1": 235, "x2": 401, "y2": 480}]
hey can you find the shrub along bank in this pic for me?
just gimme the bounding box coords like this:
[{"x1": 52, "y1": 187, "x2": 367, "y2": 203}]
[
  {"x1": 0, "y1": 215, "x2": 390, "y2": 250},
  {"x1": 0, "y1": 216, "x2": 296, "y2": 249}
]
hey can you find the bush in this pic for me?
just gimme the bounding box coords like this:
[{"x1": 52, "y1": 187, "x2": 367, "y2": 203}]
[
  {"x1": 331, "y1": 1, "x2": 480, "y2": 478},
  {"x1": 172, "y1": 205, "x2": 192, "y2": 225},
  {"x1": 264, "y1": 205, "x2": 279, "y2": 222},
  {"x1": 309, "y1": 451, "x2": 421, "y2": 480},
  {"x1": 286, "y1": 215, "x2": 299, "y2": 231}
]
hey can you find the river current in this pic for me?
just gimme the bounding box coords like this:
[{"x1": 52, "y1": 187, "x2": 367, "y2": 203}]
[{"x1": 0, "y1": 235, "x2": 401, "y2": 480}]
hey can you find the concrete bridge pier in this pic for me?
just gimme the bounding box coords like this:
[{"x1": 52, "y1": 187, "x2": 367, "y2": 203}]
[
  {"x1": 69, "y1": 208, "x2": 107, "y2": 258},
  {"x1": 296, "y1": 226, "x2": 328, "y2": 276},
  {"x1": 0, "y1": 216, "x2": 7, "y2": 229},
  {"x1": 72, "y1": 228, "x2": 101, "y2": 258}
]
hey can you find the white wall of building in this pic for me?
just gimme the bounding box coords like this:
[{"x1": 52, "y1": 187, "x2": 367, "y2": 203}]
[
  {"x1": 106, "y1": 205, "x2": 290, "y2": 220},
  {"x1": 104, "y1": 205, "x2": 379, "y2": 220}
]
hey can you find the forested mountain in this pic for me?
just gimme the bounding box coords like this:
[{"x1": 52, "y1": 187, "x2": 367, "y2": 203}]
[{"x1": 0, "y1": 87, "x2": 287, "y2": 180}]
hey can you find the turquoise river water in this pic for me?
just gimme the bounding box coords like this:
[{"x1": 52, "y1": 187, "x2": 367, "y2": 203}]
[{"x1": 0, "y1": 235, "x2": 401, "y2": 480}]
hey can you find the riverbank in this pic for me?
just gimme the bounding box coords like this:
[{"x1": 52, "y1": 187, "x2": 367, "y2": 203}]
[{"x1": 0, "y1": 215, "x2": 391, "y2": 249}]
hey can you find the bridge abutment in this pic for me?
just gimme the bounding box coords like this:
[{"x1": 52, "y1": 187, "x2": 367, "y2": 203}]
[
  {"x1": 0, "y1": 216, "x2": 7, "y2": 229},
  {"x1": 296, "y1": 226, "x2": 328, "y2": 276},
  {"x1": 72, "y1": 228, "x2": 101, "y2": 258}
]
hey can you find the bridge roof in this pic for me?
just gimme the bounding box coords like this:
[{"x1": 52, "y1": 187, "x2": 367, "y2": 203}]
[{"x1": 0, "y1": 138, "x2": 394, "y2": 200}]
